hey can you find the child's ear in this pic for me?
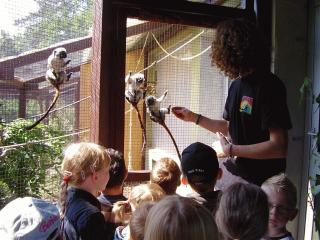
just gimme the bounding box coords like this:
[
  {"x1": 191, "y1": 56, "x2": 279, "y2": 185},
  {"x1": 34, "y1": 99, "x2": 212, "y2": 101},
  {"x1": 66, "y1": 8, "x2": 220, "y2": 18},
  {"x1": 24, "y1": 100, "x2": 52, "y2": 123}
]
[
  {"x1": 181, "y1": 176, "x2": 188, "y2": 185},
  {"x1": 289, "y1": 208, "x2": 298, "y2": 221},
  {"x1": 216, "y1": 168, "x2": 223, "y2": 181}
]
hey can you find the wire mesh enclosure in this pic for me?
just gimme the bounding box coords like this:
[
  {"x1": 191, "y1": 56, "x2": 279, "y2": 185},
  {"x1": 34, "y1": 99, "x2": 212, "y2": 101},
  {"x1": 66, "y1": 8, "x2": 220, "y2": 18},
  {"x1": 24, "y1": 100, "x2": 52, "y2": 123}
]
[
  {"x1": 124, "y1": 19, "x2": 228, "y2": 172},
  {"x1": 0, "y1": 0, "x2": 245, "y2": 207},
  {"x1": 0, "y1": 0, "x2": 93, "y2": 206}
]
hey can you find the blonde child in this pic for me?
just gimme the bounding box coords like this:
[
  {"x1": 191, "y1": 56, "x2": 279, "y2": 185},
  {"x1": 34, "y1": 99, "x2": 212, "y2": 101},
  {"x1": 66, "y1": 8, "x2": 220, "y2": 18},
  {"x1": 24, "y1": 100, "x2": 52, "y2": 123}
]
[
  {"x1": 113, "y1": 183, "x2": 165, "y2": 240},
  {"x1": 150, "y1": 157, "x2": 181, "y2": 195},
  {"x1": 59, "y1": 142, "x2": 111, "y2": 240},
  {"x1": 215, "y1": 182, "x2": 269, "y2": 240},
  {"x1": 144, "y1": 195, "x2": 219, "y2": 240},
  {"x1": 261, "y1": 173, "x2": 298, "y2": 240}
]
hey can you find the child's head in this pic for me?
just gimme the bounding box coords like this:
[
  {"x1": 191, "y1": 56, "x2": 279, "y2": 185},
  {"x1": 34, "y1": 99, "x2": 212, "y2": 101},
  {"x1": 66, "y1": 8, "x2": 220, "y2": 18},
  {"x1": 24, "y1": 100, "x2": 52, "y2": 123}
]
[
  {"x1": 129, "y1": 202, "x2": 155, "y2": 240},
  {"x1": 105, "y1": 148, "x2": 127, "y2": 189},
  {"x1": 128, "y1": 183, "x2": 165, "y2": 211},
  {"x1": 60, "y1": 142, "x2": 110, "y2": 216},
  {"x1": 215, "y1": 182, "x2": 269, "y2": 240},
  {"x1": 150, "y1": 157, "x2": 181, "y2": 195},
  {"x1": 181, "y1": 142, "x2": 222, "y2": 193},
  {"x1": 112, "y1": 183, "x2": 165, "y2": 224},
  {"x1": 144, "y1": 195, "x2": 219, "y2": 240},
  {"x1": 261, "y1": 173, "x2": 298, "y2": 237}
]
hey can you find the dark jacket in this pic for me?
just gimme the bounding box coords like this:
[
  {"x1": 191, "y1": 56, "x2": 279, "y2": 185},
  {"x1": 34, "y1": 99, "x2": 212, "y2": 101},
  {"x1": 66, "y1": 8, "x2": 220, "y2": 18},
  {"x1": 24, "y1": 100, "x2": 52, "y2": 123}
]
[{"x1": 61, "y1": 188, "x2": 112, "y2": 240}]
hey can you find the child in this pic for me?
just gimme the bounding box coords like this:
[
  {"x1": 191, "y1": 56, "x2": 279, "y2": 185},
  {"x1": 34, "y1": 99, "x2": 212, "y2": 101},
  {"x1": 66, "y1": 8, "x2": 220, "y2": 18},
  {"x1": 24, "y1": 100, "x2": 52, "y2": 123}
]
[
  {"x1": 181, "y1": 142, "x2": 222, "y2": 213},
  {"x1": 0, "y1": 197, "x2": 61, "y2": 239},
  {"x1": 113, "y1": 183, "x2": 165, "y2": 240},
  {"x1": 98, "y1": 148, "x2": 128, "y2": 207},
  {"x1": 261, "y1": 173, "x2": 298, "y2": 240},
  {"x1": 59, "y1": 142, "x2": 111, "y2": 240},
  {"x1": 215, "y1": 182, "x2": 269, "y2": 240},
  {"x1": 150, "y1": 157, "x2": 181, "y2": 195},
  {"x1": 144, "y1": 195, "x2": 219, "y2": 240},
  {"x1": 129, "y1": 202, "x2": 155, "y2": 240}
]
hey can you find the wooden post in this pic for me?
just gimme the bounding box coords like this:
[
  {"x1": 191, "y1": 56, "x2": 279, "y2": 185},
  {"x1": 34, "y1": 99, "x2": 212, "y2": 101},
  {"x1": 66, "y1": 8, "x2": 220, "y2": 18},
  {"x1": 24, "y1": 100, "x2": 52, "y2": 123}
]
[
  {"x1": 91, "y1": 0, "x2": 126, "y2": 152},
  {"x1": 18, "y1": 83, "x2": 26, "y2": 119}
]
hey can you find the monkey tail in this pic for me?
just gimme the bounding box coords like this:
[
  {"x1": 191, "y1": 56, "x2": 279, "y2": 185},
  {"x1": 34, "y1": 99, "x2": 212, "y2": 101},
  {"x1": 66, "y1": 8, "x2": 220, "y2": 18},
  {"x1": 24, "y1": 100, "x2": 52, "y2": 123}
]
[
  {"x1": 160, "y1": 121, "x2": 181, "y2": 161},
  {"x1": 25, "y1": 87, "x2": 60, "y2": 130}
]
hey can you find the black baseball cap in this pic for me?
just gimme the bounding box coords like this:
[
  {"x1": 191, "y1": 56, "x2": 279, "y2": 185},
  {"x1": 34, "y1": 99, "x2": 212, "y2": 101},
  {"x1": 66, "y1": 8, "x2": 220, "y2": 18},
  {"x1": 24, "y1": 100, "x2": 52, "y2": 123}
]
[{"x1": 181, "y1": 142, "x2": 219, "y2": 184}]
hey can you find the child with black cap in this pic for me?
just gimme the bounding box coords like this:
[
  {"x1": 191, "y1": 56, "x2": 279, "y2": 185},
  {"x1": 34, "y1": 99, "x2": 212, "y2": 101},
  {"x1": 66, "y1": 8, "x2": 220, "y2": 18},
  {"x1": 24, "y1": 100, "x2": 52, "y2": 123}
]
[{"x1": 181, "y1": 142, "x2": 222, "y2": 214}]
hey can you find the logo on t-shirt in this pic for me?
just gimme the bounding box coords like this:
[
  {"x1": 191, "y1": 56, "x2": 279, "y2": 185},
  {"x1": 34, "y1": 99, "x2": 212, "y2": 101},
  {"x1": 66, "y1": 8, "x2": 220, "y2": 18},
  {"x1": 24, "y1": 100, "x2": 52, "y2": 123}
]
[{"x1": 240, "y1": 96, "x2": 253, "y2": 115}]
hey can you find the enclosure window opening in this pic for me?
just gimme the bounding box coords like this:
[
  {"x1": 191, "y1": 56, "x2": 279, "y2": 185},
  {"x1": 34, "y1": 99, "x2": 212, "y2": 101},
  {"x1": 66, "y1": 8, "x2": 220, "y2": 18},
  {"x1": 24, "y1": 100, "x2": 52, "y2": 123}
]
[{"x1": 124, "y1": 18, "x2": 228, "y2": 171}]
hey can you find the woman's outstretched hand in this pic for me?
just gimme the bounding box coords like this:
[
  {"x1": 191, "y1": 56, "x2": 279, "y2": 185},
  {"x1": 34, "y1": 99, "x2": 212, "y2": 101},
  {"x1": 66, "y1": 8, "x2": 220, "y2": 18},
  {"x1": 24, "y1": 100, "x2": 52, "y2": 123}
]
[{"x1": 171, "y1": 106, "x2": 197, "y2": 123}]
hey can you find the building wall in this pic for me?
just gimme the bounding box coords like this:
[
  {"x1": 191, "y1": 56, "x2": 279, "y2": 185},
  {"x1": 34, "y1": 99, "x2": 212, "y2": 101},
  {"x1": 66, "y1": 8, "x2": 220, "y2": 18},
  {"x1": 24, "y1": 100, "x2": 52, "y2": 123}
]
[{"x1": 272, "y1": 0, "x2": 309, "y2": 238}]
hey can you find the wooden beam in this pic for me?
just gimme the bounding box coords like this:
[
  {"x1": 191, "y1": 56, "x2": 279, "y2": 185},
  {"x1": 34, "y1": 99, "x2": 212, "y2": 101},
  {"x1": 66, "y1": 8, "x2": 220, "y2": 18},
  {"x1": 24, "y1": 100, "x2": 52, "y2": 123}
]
[
  {"x1": 113, "y1": 0, "x2": 255, "y2": 28},
  {"x1": 91, "y1": 0, "x2": 126, "y2": 152},
  {"x1": 126, "y1": 170, "x2": 150, "y2": 182},
  {"x1": 0, "y1": 37, "x2": 92, "y2": 69}
]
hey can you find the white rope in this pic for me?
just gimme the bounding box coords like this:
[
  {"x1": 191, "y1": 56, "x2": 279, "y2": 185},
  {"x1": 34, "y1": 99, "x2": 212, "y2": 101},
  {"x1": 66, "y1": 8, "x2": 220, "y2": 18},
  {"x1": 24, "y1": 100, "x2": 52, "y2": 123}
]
[
  {"x1": 27, "y1": 96, "x2": 91, "y2": 119},
  {"x1": 0, "y1": 129, "x2": 90, "y2": 150},
  {"x1": 138, "y1": 30, "x2": 205, "y2": 73},
  {"x1": 135, "y1": 32, "x2": 150, "y2": 72},
  {"x1": 151, "y1": 33, "x2": 211, "y2": 61}
]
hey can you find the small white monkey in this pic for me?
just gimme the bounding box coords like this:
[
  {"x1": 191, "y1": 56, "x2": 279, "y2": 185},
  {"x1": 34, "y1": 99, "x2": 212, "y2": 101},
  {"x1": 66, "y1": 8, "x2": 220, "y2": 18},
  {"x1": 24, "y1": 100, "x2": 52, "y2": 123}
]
[
  {"x1": 145, "y1": 90, "x2": 170, "y2": 122},
  {"x1": 125, "y1": 72, "x2": 146, "y2": 104},
  {"x1": 26, "y1": 47, "x2": 72, "y2": 130},
  {"x1": 46, "y1": 47, "x2": 72, "y2": 87}
]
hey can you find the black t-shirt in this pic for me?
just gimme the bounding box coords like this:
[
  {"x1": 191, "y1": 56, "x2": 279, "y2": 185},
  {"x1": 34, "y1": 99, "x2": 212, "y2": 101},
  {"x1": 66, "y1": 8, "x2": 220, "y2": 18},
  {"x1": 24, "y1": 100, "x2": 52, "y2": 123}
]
[{"x1": 223, "y1": 72, "x2": 292, "y2": 185}]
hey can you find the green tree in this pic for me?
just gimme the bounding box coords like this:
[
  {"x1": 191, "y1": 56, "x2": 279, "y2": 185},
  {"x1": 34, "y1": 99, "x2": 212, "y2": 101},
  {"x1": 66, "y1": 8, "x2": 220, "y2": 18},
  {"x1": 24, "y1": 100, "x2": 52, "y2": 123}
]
[
  {"x1": 14, "y1": 0, "x2": 93, "y2": 51},
  {"x1": 0, "y1": 30, "x2": 21, "y2": 58}
]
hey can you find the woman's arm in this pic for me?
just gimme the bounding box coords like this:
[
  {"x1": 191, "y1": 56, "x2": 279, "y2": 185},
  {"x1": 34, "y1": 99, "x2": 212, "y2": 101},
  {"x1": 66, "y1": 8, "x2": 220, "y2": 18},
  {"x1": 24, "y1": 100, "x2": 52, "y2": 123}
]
[
  {"x1": 171, "y1": 106, "x2": 229, "y2": 136},
  {"x1": 219, "y1": 128, "x2": 288, "y2": 159}
]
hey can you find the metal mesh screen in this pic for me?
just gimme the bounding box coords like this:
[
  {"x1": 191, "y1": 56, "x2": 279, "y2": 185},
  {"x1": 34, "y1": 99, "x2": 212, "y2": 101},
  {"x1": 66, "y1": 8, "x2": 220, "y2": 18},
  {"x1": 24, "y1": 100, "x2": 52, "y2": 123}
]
[
  {"x1": 0, "y1": 0, "x2": 92, "y2": 207},
  {"x1": 125, "y1": 19, "x2": 228, "y2": 172}
]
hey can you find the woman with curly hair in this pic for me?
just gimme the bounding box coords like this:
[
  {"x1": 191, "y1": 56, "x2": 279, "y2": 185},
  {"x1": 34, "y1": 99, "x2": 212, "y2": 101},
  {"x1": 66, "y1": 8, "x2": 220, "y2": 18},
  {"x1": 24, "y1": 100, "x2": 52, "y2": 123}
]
[{"x1": 172, "y1": 18, "x2": 292, "y2": 186}]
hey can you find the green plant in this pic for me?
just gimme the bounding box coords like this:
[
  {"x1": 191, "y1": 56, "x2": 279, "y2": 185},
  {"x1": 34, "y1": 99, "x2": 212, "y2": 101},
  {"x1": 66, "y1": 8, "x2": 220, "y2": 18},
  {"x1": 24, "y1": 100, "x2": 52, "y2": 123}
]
[
  {"x1": 300, "y1": 77, "x2": 320, "y2": 234},
  {"x1": 0, "y1": 180, "x2": 13, "y2": 208},
  {"x1": 0, "y1": 119, "x2": 68, "y2": 199}
]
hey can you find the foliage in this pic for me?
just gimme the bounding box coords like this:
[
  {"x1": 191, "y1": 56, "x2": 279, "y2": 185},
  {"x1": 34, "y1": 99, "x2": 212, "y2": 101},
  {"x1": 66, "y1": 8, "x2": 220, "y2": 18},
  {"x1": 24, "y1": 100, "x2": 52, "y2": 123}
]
[
  {"x1": 0, "y1": 180, "x2": 13, "y2": 209},
  {"x1": 300, "y1": 77, "x2": 320, "y2": 232},
  {"x1": 0, "y1": 0, "x2": 93, "y2": 58},
  {"x1": 14, "y1": 0, "x2": 93, "y2": 51},
  {"x1": 0, "y1": 31, "x2": 21, "y2": 58},
  {"x1": 0, "y1": 119, "x2": 68, "y2": 199}
]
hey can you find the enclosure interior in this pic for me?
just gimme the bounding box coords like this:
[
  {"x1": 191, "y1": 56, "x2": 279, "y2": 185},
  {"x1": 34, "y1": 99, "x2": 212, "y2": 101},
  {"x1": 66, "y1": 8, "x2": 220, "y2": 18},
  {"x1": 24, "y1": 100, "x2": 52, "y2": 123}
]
[{"x1": 0, "y1": 0, "x2": 246, "y2": 205}]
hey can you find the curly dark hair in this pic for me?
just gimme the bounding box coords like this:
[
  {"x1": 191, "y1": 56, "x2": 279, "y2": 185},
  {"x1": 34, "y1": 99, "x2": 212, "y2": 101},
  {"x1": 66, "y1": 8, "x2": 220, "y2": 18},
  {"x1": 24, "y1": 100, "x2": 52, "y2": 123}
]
[{"x1": 210, "y1": 18, "x2": 269, "y2": 79}]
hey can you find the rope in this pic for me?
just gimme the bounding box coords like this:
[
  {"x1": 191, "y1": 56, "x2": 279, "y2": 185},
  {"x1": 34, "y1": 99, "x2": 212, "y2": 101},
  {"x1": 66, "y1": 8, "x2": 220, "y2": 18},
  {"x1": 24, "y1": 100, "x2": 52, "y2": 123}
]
[
  {"x1": 0, "y1": 129, "x2": 89, "y2": 150},
  {"x1": 138, "y1": 30, "x2": 205, "y2": 73},
  {"x1": 151, "y1": 32, "x2": 211, "y2": 61}
]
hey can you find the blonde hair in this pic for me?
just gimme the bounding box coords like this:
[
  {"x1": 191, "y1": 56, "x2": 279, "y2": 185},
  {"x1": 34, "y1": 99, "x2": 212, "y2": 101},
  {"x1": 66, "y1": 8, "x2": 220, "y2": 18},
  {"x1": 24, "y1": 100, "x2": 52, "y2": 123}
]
[
  {"x1": 144, "y1": 195, "x2": 219, "y2": 240},
  {"x1": 151, "y1": 157, "x2": 181, "y2": 195},
  {"x1": 261, "y1": 173, "x2": 297, "y2": 209},
  {"x1": 59, "y1": 142, "x2": 110, "y2": 217},
  {"x1": 129, "y1": 202, "x2": 155, "y2": 240},
  {"x1": 113, "y1": 183, "x2": 165, "y2": 224}
]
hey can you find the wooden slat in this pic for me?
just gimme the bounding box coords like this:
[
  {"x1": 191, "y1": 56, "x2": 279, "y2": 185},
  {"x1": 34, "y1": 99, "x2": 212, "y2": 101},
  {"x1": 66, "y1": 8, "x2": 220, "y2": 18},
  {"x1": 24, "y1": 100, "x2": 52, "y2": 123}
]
[
  {"x1": 126, "y1": 170, "x2": 150, "y2": 182},
  {"x1": 0, "y1": 37, "x2": 92, "y2": 69}
]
